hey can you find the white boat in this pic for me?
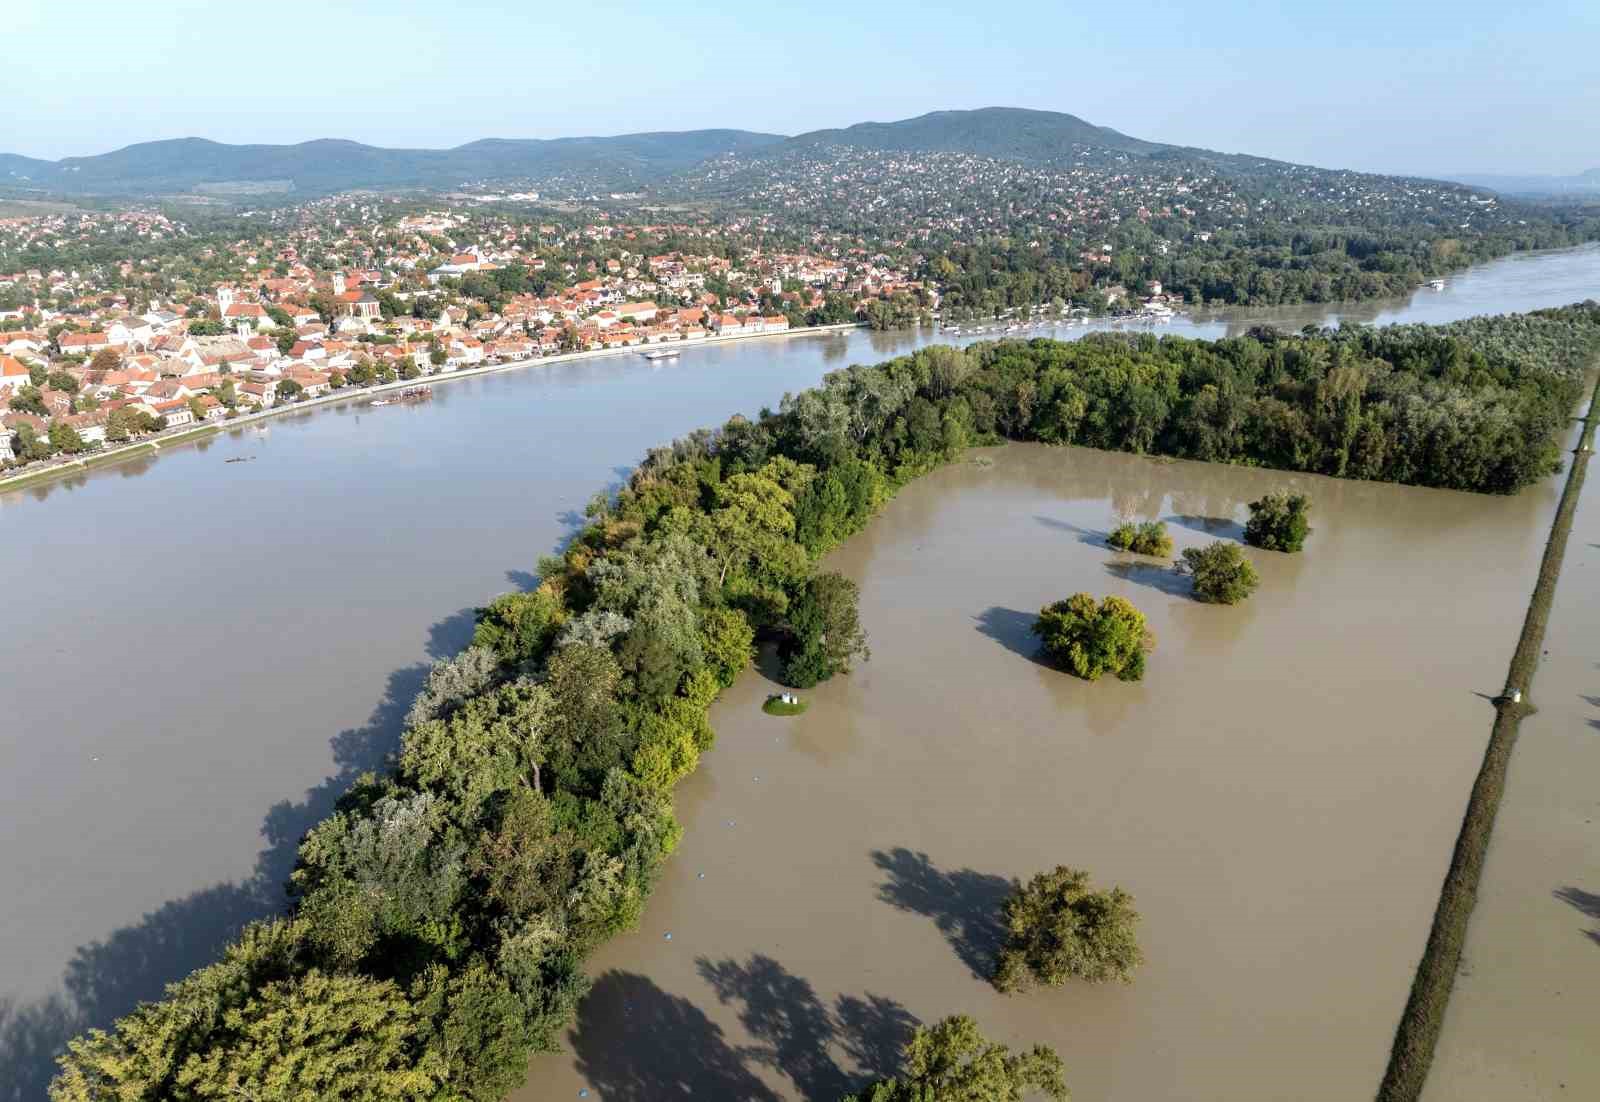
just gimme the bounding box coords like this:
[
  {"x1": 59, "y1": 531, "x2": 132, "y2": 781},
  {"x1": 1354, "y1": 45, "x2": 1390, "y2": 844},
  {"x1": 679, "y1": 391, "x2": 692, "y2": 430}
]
[
  {"x1": 642, "y1": 349, "x2": 680, "y2": 361},
  {"x1": 1428, "y1": 279, "x2": 1446, "y2": 290}
]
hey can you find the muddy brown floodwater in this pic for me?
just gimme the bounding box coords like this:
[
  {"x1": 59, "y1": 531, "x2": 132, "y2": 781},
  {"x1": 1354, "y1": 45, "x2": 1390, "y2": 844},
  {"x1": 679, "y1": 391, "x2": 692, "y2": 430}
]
[
  {"x1": 519, "y1": 442, "x2": 1566, "y2": 1102},
  {"x1": 1423, "y1": 417, "x2": 1600, "y2": 1102}
]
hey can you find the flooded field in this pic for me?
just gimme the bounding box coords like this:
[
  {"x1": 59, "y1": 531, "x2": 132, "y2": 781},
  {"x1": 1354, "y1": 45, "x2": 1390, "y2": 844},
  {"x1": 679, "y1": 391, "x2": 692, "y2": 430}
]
[
  {"x1": 1424, "y1": 438, "x2": 1600, "y2": 1100},
  {"x1": 1, "y1": 243, "x2": 1595, "y2": 1098},
  {"x1": 523, "y1": 442, "x2": 1564, "y2": 1102}
]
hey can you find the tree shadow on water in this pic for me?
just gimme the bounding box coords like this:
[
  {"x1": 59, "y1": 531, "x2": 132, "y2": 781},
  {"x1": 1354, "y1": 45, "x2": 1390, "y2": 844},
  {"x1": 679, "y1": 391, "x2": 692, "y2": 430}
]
[
  {"x1": 1105, "y1": 559, "x2": 1192, "y2": 598},
  {"x1": 424, "y1": 607, "x2": 477, "y2": 662},
  {"x1": 1167, "y1": 514, "x2": 1245, "y2": 541},
  {"x1": 0, "y1": 635, "x2": 439, "y2": 1101},
  {"x1": 696, "y1": 955, "x2": 918, "y2": 1100},
  {"x1": 569, "y1": 971, "x2": 782, "y2": 1101},
  {"x1": 505, "y1": 569, "x2": 541, "y2": 592},
  {"x1": 974, "y1": 607, "x2": 1049, "y2": 668},
  {"x1": 1033, "y1": 515, "x2": 1111, "y2": 547},
  {"x1": 871, "y1": 847, "x2": 1014, "y2": 982},
  {"x1": 1554, "y1": 886, "x2": 1600, "y2": 947}
]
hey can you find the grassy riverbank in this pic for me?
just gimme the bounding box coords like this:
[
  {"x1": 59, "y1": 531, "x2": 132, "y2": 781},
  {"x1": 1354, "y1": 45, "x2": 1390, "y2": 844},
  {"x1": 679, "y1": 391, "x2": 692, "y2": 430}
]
[{"x1": 1376, "y1": 372, "x2": 1600, "y2": 1102}]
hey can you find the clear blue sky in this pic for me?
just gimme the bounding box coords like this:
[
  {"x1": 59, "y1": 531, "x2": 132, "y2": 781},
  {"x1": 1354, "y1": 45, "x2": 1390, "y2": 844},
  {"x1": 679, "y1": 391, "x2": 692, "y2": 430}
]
[{"x1": 5, "y1": 0, "x2": 1596, "y2": 175}]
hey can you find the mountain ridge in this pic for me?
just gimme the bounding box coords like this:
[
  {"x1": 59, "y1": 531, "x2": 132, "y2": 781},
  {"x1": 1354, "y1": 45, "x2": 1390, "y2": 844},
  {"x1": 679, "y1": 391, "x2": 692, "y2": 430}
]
[{"x1": 0, "y1": 107, "x2": 1501, "y2": 199}]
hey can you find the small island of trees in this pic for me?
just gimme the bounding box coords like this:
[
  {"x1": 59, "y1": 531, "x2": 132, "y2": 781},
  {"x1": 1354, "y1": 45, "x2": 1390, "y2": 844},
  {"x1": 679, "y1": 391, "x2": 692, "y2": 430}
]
[
  {"x1": 1178, "y1": 541, "x2": 1261, "y2": 604},
  {"x1": 1107, "y1": 519, "x2": 1173, "y2": 557},
  {"x1": 995, "y1": 866, "x2": 1144, "y2": 992},
  {"x1": 843, "y1": 1014, "x2": 1068, "y2": 1102},
  {"x1": 1032, "y1": 593, "x2": 1154, "y2": 681},
  {"x1": 1244, "y1": 492, "x2": 1312, "y2": 552}
]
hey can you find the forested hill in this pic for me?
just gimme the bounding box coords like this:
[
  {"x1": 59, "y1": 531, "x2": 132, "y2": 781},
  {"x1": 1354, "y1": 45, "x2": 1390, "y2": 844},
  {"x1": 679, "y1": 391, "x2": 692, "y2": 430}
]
[
  {"x1": 0, "y1": 131, "x2": 786, "y2": 198},
  {"x1": 776, "y1": 107, "x2": 1165, "y2": 160},
  {"x1": 0, "y1": 107, "x2": 1496, "y2": 199}
]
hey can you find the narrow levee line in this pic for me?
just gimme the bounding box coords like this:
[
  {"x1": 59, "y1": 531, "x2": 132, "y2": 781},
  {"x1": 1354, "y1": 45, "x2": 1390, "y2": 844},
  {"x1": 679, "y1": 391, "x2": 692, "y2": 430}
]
[{"x1": 1376, "y1": 371, "x2": 1600, "y2": 1102}]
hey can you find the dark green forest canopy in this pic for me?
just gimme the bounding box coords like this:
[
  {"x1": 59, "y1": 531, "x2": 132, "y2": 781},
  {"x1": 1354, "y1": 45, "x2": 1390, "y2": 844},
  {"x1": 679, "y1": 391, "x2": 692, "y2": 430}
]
[{"x1": 49, "y1": 302, "x2": 1600, "y2": 1100}]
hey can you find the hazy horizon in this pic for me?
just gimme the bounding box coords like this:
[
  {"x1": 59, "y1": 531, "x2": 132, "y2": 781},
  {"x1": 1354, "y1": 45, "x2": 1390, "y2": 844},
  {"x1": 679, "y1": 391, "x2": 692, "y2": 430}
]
[{"x1": 5, "y1": 0, "x2": 1598, "y2": 177}]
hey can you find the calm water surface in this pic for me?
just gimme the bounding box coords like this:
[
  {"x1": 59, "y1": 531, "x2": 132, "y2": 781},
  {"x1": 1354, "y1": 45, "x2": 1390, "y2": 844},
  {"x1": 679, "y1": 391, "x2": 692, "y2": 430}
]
[
  {"x1": 1423, "y1": 421, "x2": 1600, "y2": 1101},
  {"x1": 520, "y1": 442, "x2": 1562, "y2": 1102},
  {"x1": 0, "y1": 244, "x2": 1597, "y2": 1096}
]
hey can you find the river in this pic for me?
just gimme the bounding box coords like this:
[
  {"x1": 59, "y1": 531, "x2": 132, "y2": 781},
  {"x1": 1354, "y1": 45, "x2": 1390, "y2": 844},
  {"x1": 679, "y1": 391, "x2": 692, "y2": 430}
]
[
  {"x1": 521, "y1": 441, "x2": 1559, "y2": 1102},
  {"x1": 1, "y1": 244, "x2": 1597, "y2": 1099}
]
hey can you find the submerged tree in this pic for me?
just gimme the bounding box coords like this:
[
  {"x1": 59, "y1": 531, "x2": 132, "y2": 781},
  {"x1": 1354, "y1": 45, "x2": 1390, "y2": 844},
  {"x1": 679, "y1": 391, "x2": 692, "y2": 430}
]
[
  {"x1": 1178, "y1": 541, "x2": 1260, "y2": 604},
  {"x1": 780, "y1": 571, "x2": 870, "y2": 688},
  {"x1": 843, "y1": 1014, "x2": 1068, "y2": 1102},
  {"x1": 1031, "y1": 594, "x2": 1153, "y2": 682},
  {"x1": 994, "y1": 866, "x2": 1143, "y2": 992},
  {"x1": 1243, "y1": 492, "x2": 1312, "y2": 552},
  {"x1": 1106, "y1": 520, "x2": 1173, "y2": 557}
]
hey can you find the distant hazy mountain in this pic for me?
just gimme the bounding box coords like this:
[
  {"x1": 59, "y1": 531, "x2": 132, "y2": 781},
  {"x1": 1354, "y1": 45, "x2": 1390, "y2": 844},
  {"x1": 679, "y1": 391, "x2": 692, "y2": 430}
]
[
  {"x1": 778, "y1": 106, "x2": 1164, "y2": 160},
  {"x1": 1445, "y1": 168, "x2": 1600, "y2": 197},
  {"x1": 0, "y1": 131, "x2": 786, "y2": 198},
  {"x1": 0, "y1": 108, "x2": 1512, "y2": 200}
]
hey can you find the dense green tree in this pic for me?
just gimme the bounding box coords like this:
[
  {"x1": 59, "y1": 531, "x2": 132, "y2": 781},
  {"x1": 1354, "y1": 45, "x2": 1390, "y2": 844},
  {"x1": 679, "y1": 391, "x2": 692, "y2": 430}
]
[
  {"x1": 51, "y1": 919, "x2": 313, "y2": 1101},
  {"x1": 170, "y1": 970, "x2": 442, "y2": 1101},
  {"x1": 994, "y1": 866, "x2": 1144, "y2": 992},
  {"x1": 104, "y1": 406, "x2": 160, "y2": 442},
  {"x1": 47, "y1": 420, "x2": 85, "y2": 454},
  {"x1": 472, "y1": 588, "x2": 567, "y2": 667},
  {"x1": 12, "y1": 421, "x2": 50, "y2": 461},
  {"x1": 698, "y1": 606, "x2": 755, "y2": 688},
  {"x1": 1106, "y1": 520, "x2": 1172, "y2": 556},
  {"x1": 780, "y1": 571, "x2": 870, "y2": 688},
  {"x1": 542, "y1": 643, "x2": 626, "y2": 790},
  {"x1": 8, "y1": 384, "x2": 46, "y2": 415},
  {"x1": 413, "y1": 962, "x2": 533, "y2": 1102},
  {"x1": 1243, "y1": 491, "x2": 1312, "y2": 552},
  {"x1": 843, "y1": 1014, "x2": 1068, "y2": 1102},
  {"x1": 1031, "y1": 594, "x2": 1153, "y2": 681},
  {"x1": 1179, "y1": 541, "x2": 1261, "y2": 604}
]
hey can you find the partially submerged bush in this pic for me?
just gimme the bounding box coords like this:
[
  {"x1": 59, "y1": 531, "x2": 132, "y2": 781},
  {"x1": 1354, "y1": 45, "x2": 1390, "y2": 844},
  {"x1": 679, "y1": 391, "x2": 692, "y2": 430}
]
[
  {"x1": 1107, "y1": 519, "x2": 1173, "y2": 557},
  {"x1": 1179, "y1": 541, "x2": 1261, "y2": 604},
  {"x1": 1031, "y1": 593, "x2": 1154, "y2": 681},
  {"x1": 843, "y1": 1014, "x2": 1068, "y2": 1102},
  {"x1": 995, "y1": 866, "x2": 1144, "y2": 992},
  {"x1": 1244, "y1": 491, "x2": 1312, "y2": 552}
]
